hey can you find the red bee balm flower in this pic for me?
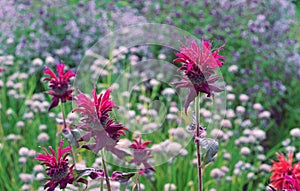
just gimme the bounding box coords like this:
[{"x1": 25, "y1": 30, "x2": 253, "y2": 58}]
[
  {"x1": 36, "y1": 140, "x2": 74, "y2": 191},
  {"x1": 44, "y1": 63, "x2": 76, "y2": 111},
  {"x1": 270, "y1": 153, "x2": 300, "y2": 191},
  {"x1": 73, "y1": 87, "x2": 127, "y2": 157},
  {"x1": 173, "y1": 40, "x2": 225, "y2": 113},
  {"x1": 130, "y1": 137, "x2": 154, "y2": 172}
]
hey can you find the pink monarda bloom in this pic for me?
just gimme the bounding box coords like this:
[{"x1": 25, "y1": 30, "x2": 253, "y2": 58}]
[
  {"x1": 36, "y1": 140, "x2": 74, "y2": 191},
  {"x1": 173, "y1": 40, "x2": 225, "y2": 113},
  {"x1": 270, "y1": 152, "x2": 300, "y2": 191},
  {"x1": 73, "y1": 87, "x2": 127, "y2": 157},
  {"x1": 130, "y1": 136, "x2": 154, "y2": 172},
  {"x1": 44, "y1": 63, "x2": 76, "y2": 111}
]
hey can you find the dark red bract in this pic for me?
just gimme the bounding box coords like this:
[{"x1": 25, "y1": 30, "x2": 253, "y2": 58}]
[{"x1": 44, "y1": 63, "x2": 75, "y2": 111}]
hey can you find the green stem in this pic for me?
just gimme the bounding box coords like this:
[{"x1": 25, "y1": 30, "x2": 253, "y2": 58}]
[
  {"x1": 101, "y1": 149, "x2": 111, "y2": 191},
  {"x1": 60, "y1": 103, "x2": 67, "y2": 128},
  {"x1": 195, "y1": 94, "x2": 202, "y2": 191},
  {"x1": 60, "y1": 103, "x2": 77, "y2": 169},
  {"x1": 137, "y1": 175, "x2": 141, "y2": 191},
  {"x1": 100, "y1": 178, "x2": 103, "y2": 191}
]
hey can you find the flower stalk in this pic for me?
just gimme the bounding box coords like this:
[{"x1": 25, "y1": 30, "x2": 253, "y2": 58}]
[
  {"x1": 101, "y1": 149, "x2": 111, "y2": 191},
  {"x1": 100, "y1": 178, "x2": 103, "y2": 191},
  {"x1": 60, "y1": 103, "x2": 67, "y2": 128},
  {"x1": 60, "y1": 102, "x2": 77, "y2": 169},
  {"x1": 195, "y1": 94, "x2": 202, "y2": 191}
]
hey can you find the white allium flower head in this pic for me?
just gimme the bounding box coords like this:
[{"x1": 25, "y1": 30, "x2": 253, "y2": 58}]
[
  {"x1": 290, "y1": 128, "x2": 300, "y2": 138},
  {"x1": 16, "y1": 121, "x2": 25, "y2": 127},
  {"x1": 258, "y1": 111, "x2": 271, "y2": 118},
  {"x1": 6, "y1": 108, "x2": 13, "y2": 115},
  {"x1": 238, "y1": 136, "x2": 249, "y2": 144},
  {"x1": 166, "y1": 142, "x2": 182, "y2": 154},
  {"x1": 19, "y1": 157, "x2": 27, "y2": 164},
  {"x1": 227, "y1": 93, "x2": 235, "y2": 101},
  {"x1": 169, "y1": 106, "x2": 179, "y2": 113},
  {"x1": 162, "y1": 88, "x2": 175, "y2": 95},
  {"x1": 258, "y1": 154, "x2": 266, "y2": 161},
  {"x1": 221, "y1": 166, "x2": 229, "y2": 173},
  {"x1": 37, "y1": 132, "x2": 49, "y2": 143},
  {"x1": 220, "y1": 119, "x2": 232, "y2": 128},
  {"x1": 150, "y1": 79, "x2": 160, "y2": 86},
  {"x1": 226, "y1": 85, "x2": 233, "y2": 91},
  {"x1": 33, "y1": 165, "x2": 44, "y2": 173},
  {"x1": 226, "y1": 109, "x2": 235, "y2": 118},
  {"x1": 228, "y1": 65, "x2": 238, "y2": 72},
  {"x1": 282, "y1": 138, "x2": 291, "y2": 146},
  {"x1": 260, "y1": 164, "x2": 271, "y2": 172},
  {"x1": 39, "y1": 124, "x2": 47, "y2": 131},
  {"x1": 234, "y1": 168, "x2": 240, "y2": 175},
  {"x1": 164, "y1": 183, "x2": 177, "y2": 191},
  {"x1": 252, "y1": 129, "x2": 266, "y2": 141},
  {"x1": 210, "y1": 168, "x2": 225, "y2": 179},
  {"x1": 36, "y1": 173, "x2": 45, "y2": 181},
  {"x1": 28, "y1": 150, "x2": 36, "y2": 158},
  {"x1": 210, "y1": 129, "x2": 224, "y2": 139},
  {"x1": 236, "y1": 106, "x2": 245, "y2": 114},
  {"x1": 158, "y1": 53, "x2": 166, "y2": 59},
  {"x1": 19, "y1": 147, "x2": 29, "y2": 156},
  {"x1": 243, "y1": 129, "x2": 252, "y2": 135},
  {"x1": 247, "y1": 172, "x2": 255, "y2": 179},
  {"x1": 21, "y1": 184, "x2": 30, "y2": 191},
  {"x1": 296, "y1": 152, "x2": 300, "y2": 161},
  {"x1": 241, "y1": 119, "x2": 252, "y2": 127},
  {"x1": 239, "y1": 94, "x2": 249, "y2": 102},
  {"x1": 179, "y1": 149, "x2": 188, "y2": 156},
  {"x1": 240, "y1": 147, "x2": 251, "y2": 156},
  {"x1": 202, "y1": 110, "x2": 212, "y2": 118},
  {"x1": 169, "y1": 127, "x2": 187, "y2": 140},
  {"x1": 286, "y1": 146, "x2": 296, "y2": 153},
  {"x1": 224, "y1": 152, "x2": 231, "y2": 160},
  {"x1": 5, "y1": 134, "x2": 22, "y2": 141},
  {"x1": 19, "y1": 173, "x2": 34, "y2": 183},
  {"x1": 32, "y1": 58, "x2": 43, "y2": 66},
  {"x1": 253, "y1": 103, "x2": 263, "y2": 110},
  {"x1": 45, "y1": 56, "x2": 55, "y2": 64}
]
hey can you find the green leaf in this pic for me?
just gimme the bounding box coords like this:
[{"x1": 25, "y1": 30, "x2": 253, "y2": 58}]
[{"x1": 115, "y1": 1, "x2": 130, "y2": 8}]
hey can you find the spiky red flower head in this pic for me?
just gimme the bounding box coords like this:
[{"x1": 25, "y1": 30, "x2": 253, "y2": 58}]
[
  {"x1": 173, "y1": 40, "x2": 225, "y2": 113},
  {"x1": 270, "y1": 152, "x2": 300, "y2": 191},
  {"x1": 92, "y1": 88, "x2": 118, "y2": 119},
  {"x1": 130, "y1": 136, "x2": 151, "y2": 150},
  {"x1": 44, "y1": 63, "x2": 76, "y2": 111},
  {"x1": 130, "y1": 136, "x2": 154, "y2": 172},
  {"x1": 0, "y1": 68, "x2": 2, "y2": 72},
  {"x1": 174, "y1": 40, "x2": 225, "y2": 73},
  {"x1": 36, "y1": 139, "x2": 74, "y2": 191},
  {"x1": 73, "y1": 87, "x2": 127, "y2": 156}
]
